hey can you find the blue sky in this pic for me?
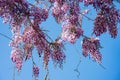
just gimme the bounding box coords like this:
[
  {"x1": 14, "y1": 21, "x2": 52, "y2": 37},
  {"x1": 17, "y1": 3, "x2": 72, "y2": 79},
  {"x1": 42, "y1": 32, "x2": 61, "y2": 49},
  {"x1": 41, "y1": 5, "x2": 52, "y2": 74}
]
[{"x1": 0, "y1": 1, "x2": 120, "y2": 80}]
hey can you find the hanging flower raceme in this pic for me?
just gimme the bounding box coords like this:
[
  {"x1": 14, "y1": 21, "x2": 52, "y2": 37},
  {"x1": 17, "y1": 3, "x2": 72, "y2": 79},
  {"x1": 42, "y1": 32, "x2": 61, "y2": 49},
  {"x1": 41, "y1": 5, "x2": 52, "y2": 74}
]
[
  {"x1": 23, "y1": 25, "x2": 44, "y2": 56},
  {"x1": 10, "y1": 48, "x2": 24, "y2": 71},
  {"x1": 93, "y1": 12, "x2": 107, "y2": 36},
  {"x1": 50, "y1": 39, "x2": 66, "y2": 66},
  {"x1": 0, "y1": 0, "x2": 28, "y2": 23},
  {"x1": 52, "y1": 50, "x2": 65, "y2": 66},
  {"x1": 9, "y1": 33, "x2": 23, "y2": 47},
  {"x1": 33, "y1": 65, "x2": 39, "y2": 78},
  {"x1": 22, "y1": 25, "x2": 52, "y2": 68},
  {"x1": 93, "y1": 7, "x2": 120, "y2": 38},
  {"x1": 82, "y1": 37, "x2": 102, "y2": 63}
]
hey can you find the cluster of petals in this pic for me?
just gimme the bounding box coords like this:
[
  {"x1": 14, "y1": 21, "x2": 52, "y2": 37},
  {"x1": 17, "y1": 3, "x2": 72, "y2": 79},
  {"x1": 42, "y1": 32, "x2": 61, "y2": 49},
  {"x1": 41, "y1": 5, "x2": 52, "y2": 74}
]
[
  {"x1": 93, "y1": 6, "x2": 120, "y2": 38},
  {"x1": 0, "y1": 0, "x2": 120, "y2": 78},
  {"x1": 33, "y1": 65, "x2": 39, "y2": 77},
  {"x1": 82, "y1": 37, "x2": 102, "y2": 63},
  {"x1": 61, "y1": 22, "x2": 83, "y2": 43},
  {"x1": 10, "y1": 48, "x2": 23, "y2": 71}
]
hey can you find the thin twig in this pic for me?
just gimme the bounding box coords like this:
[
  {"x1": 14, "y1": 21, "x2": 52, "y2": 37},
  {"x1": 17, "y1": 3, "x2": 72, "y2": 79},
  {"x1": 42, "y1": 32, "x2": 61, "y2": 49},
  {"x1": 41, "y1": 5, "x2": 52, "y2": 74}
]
[
  {"x1": 73, "y1": 45, "x2": 82, "y2": 78},
  {"x1": 0, "y1": 32, "x2": 12, "y2": 40},
  {"x1": 99, "y1": 63, "x2": 106, "y2": 70},
  {"x1": 12, "y1": 65, "x2": 15, "y2": 80},
  {"x1": 31, "y1": 53, "x2": 35, "y2": 65},
  {"x1": 80, "y1": 13, "x2": 94, "y2": 21},
  {"x1": 44, "y1": 69, "x2": 49, "y2": 80}
]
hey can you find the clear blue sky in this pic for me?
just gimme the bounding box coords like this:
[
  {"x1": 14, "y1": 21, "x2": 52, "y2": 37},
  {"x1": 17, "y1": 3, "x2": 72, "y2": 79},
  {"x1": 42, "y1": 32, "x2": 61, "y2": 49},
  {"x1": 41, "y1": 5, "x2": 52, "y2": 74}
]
[{"x1": 0, "y1": 1, "x2": 120, "y2": 80}]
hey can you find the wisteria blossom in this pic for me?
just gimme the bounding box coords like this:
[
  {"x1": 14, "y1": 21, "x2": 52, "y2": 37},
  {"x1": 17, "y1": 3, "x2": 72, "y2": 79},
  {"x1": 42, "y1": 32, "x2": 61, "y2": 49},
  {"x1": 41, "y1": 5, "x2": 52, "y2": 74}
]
[
  {"x1": 0, "y1": 0, "x2": 120, "y2": 79},
  {"x1": 33, "y1": 65, "x2": 39, "y2": 78},
  {"x1": 82, "y1": 37, "x2": 102, "y2": 63},
  {"x1": 10, "y1": 48, "x2": 24, "y2": 71}
]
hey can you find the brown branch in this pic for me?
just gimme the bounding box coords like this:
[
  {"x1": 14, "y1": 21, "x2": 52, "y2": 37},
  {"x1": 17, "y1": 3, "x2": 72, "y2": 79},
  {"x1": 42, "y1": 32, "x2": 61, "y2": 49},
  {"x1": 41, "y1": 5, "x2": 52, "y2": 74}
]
[
  {"x1": 44, "y1": 69, "x2": 50, "y2": 80},
  {"x1": 31, "y1": 53, "x2": 36, "y2": 65}
]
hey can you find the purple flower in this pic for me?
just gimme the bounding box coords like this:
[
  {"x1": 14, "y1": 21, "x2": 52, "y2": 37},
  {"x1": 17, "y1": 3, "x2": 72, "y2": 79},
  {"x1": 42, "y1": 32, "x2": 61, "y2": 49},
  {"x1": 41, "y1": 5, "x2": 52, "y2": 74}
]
[
  {"x1": 61, "y1": 2, "x2": 70, "y2": 13},
  {"x1": 33, "y1": 65, "x2": 39, "y2": 77},
  {"x1": 10, "y1": 48, "x2": 23, "y2": 71},
  {"x1": 82, "y1": 37, "x2": 102, "y2": 63}
]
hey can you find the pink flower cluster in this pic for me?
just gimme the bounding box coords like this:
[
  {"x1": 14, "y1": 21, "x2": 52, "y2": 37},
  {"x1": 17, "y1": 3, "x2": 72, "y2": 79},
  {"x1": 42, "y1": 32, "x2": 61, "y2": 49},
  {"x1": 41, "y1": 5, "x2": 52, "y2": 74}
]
[
  {"x1": 82, "y1": 37, "x2": 102, "y2": 63},
  {"x1": 52, "y1": 50, "x2": 65, "y2": 66},
  {"x1": 10, "y1": 48, "x2": 23, "y2": 71},
  {"x1": 0, "y1": 0, "x2": 120, "y2": 79},
  {"x1": 33, "y1": 65, "x2": 39, "y2": 77},
  {"x1": 51, "y1": 0, "x2": 83, "y2": 43},
  {"x1": 93, "y1": 6, "x2": 120, "y2": 38},
  {"x1": 50, "y1": 40, "x2": 66, "y2": 66},
  {"x1": 61, "y1": 22, "x2": 83, "y2": 43},
  {"x1": 30, "y1": 6, "x2": 48, "y2": 25}
]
